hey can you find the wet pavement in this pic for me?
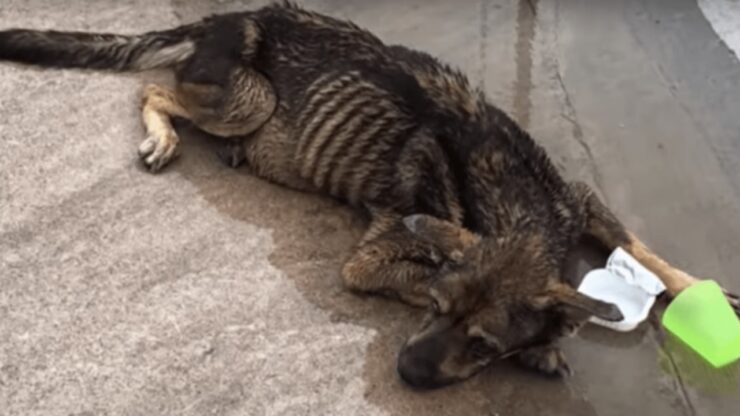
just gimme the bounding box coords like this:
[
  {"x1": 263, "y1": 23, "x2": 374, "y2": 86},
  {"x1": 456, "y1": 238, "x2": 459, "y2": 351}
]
[{"x1": 1, "y1": 1, "x2": 739, "y2": 415}]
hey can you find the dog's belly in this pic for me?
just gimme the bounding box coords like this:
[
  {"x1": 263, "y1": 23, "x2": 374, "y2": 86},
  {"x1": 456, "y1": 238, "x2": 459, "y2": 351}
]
[{"x1": 243, "y1": 111, "x2": 316, "y2": 193}]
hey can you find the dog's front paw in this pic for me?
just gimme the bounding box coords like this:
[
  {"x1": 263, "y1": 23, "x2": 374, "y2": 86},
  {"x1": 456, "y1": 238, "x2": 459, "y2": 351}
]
[
  {"x1": 138, "y1": 132, "x2": 179, "y2": 172},
  {"x1": 517, "y1": 345, "x2": 573, "y2": 378}
]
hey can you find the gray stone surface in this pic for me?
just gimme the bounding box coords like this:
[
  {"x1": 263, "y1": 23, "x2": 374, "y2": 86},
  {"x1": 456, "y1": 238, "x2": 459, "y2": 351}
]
[{"x1": 1, "y1": 1, "x2": 739, "y2": 415}]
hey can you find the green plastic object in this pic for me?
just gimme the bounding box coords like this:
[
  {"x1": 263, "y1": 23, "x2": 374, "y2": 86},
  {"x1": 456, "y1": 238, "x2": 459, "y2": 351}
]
[{"x1": 662, "y1": 280, "x2": 740, "y2": 368}]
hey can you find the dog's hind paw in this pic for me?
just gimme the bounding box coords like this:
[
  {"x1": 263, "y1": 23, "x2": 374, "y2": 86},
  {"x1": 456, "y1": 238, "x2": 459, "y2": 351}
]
[
  {"x1": 216, "y1": 141, "x2": 246, "y2": 169},
  {"x1": 138, "y1": 132, "x2": 179, "y2": 172}
]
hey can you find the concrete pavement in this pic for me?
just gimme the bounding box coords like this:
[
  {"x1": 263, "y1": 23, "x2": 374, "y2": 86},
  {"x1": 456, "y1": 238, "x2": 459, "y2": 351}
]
[{"x1": 1, "y1": 1, "x2": 739, "y2": 415}]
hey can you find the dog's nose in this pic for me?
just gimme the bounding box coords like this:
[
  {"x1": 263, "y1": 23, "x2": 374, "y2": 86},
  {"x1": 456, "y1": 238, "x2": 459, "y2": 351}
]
[{"x1": 396, "y1": 347, "x2": 442, "y2": 389}]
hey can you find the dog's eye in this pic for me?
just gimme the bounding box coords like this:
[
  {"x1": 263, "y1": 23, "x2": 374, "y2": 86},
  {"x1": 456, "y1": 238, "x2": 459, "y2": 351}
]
[
  {"x1": 431, "y1": 298, "x2": 441, "y2": 314},
  {"x1": 469, "y1": 337, "x2": 495, "y2": 358}
]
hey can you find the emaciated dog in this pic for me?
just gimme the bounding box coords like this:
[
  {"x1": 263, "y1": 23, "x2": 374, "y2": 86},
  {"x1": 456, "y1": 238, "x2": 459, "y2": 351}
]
[{"x1": 1, "y1": 1, "x2": 737, "y2": 389}]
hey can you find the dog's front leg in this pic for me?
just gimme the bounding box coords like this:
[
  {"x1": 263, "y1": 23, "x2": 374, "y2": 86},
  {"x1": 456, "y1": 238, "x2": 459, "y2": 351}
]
[{"x1": 572, "y1": 182, "x2": 740, "y2": 315}]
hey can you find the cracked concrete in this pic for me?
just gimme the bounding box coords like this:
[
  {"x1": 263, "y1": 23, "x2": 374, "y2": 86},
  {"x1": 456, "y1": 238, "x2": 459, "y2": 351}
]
[{"x1": 1, "y1": 1, "x2": 740, "y2": 415}]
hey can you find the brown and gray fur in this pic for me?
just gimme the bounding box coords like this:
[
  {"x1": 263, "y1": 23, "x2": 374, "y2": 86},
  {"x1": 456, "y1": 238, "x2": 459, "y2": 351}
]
[{"x1": 1, "y1": 1, "x2": 738, "y2": 389}]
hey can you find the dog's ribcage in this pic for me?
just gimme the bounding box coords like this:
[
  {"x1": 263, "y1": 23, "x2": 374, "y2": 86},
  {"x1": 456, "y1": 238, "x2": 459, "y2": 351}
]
[{"x1": 293, "y1": 71, "x2": 414, "y2": 205}]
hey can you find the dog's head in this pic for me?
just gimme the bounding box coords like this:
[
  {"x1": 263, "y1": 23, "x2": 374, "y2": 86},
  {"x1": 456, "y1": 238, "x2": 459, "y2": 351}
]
[{"x1": 396, "y1": 214, "x2": 622, "y2": 389}]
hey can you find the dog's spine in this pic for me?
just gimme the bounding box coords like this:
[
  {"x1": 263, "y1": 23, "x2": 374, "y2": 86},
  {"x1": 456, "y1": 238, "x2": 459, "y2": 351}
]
[{"x1": 0, "y1": 23, "x2": 202, "y2": 71}]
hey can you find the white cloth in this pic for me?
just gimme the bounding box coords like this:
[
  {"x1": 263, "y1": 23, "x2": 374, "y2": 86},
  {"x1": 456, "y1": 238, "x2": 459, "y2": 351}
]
[{"x1": 577, "y1": 248, "x2": 666, "y2": 332}]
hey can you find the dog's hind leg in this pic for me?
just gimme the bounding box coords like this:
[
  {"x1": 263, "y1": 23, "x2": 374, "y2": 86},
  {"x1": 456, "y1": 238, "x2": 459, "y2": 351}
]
[
  {"x1": 178, "y1": 68, "x2": 277, "y2": 169},
  {"x1": 137, "y1": 67, "x2": 277, "y2": 172},
  {"x1": 138, "y1": 84, "x2": 191, "y2": 171},
  {"x1": 572, "y1": 182, "x2": 740, "y2": 315}
]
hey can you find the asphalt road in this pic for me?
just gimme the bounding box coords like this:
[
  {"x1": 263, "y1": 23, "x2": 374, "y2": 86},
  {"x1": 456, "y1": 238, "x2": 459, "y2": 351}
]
[{"x1": 1, "y1": 1, "x2": 739, "y2": 415}]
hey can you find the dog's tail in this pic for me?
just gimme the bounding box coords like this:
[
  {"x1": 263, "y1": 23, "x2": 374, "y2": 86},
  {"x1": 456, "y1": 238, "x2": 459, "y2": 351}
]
[{"x1": 0, "y1": 23, "x2": 203, "y2": 72}]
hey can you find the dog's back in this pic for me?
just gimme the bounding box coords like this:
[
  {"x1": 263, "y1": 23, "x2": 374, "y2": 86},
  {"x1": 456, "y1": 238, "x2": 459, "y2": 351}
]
[
  {"x1": 0, "y1": 2, "x2": 571, "y2": 233},
  {"x1": 247, "y1": 3, "x2": 554, "y2": 226}
]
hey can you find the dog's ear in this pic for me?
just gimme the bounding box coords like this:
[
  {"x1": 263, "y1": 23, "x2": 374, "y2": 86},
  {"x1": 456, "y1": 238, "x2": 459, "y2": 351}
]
[
  {"x1": 403, "y1": 214, "x2": 481, "y2": 262},
  {"x1": 529, "y1": 283, "x2": 623, "y2": 322}
]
